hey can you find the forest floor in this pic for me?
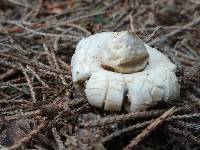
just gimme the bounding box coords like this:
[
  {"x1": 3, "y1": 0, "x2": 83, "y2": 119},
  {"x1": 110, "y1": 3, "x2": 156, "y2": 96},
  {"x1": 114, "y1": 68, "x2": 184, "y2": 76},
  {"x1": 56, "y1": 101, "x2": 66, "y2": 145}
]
[{"x1": 0, "y1": 0, "x2": 200, "y2": 150}]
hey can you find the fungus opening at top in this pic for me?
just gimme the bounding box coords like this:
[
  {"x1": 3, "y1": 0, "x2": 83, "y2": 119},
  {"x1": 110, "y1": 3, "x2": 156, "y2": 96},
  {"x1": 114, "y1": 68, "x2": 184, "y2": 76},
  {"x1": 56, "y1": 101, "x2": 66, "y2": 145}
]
[{"x1": 101, "y1": 31, "x2": 149, "y2": 73}]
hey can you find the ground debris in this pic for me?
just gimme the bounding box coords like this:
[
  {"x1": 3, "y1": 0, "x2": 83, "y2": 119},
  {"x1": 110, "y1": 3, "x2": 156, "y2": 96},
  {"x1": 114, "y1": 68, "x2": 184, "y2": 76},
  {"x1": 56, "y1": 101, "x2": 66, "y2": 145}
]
[{"x1": 0, "y1": 0, "x2": 199, "y2": 149}]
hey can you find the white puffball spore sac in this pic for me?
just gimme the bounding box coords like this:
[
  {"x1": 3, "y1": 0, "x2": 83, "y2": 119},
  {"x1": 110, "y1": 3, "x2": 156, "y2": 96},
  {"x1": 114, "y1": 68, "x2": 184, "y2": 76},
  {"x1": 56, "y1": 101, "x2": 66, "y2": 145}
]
[{"x1": 71, "y1": 31, "x2": 180, "y2": 112}]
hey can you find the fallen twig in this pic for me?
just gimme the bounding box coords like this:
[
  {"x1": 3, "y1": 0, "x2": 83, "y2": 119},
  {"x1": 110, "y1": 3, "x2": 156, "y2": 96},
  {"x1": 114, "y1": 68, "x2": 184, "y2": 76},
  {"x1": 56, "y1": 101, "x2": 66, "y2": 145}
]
[
  {"x1": 102, "y1": 120, "x2": 152, "y2": 143},
  {"x1": 80, "y1": 109, "x2": 165, "y2": 128},
  {"x1": 8, "y1": 122, "x2": 46, "y2": 150},
  {"x1": 124, "y1": 106, "x2": 176, "y2": 150}
]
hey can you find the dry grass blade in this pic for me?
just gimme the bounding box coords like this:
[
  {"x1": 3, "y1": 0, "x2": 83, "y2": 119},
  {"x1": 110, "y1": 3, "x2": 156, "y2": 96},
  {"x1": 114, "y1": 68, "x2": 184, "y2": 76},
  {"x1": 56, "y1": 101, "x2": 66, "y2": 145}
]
[
  {"x1": 170, "y1": 113, "x2": 200, "y2": 120},
  {"x1": 145, "y1": 26, "x2": 162, "y2": 43},
  {"x1": 5, "y1": 110, "x2": 41, "y2": 121},
  {"x1": 52, "y1": 128, "x2": 66, "y2": 150},
  {"x1": 19, "y1": 64, "x2": 36, "y2": 102}
]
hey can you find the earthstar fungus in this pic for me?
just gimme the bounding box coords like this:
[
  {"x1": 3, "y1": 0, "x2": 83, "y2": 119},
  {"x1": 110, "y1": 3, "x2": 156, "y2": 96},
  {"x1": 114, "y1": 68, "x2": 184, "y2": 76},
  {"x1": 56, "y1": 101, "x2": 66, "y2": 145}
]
[{"x1": 71, "y1": 31, "x2": 180, "y2": 112}]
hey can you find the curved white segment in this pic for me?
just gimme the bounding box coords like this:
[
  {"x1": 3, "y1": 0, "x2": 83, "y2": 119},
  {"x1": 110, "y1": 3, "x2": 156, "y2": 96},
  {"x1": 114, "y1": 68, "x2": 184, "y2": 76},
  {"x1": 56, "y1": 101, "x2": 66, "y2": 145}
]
[
  {"x1": 104, "y1": 73, "x2": 126, "y2": 111},
  {"x1": 71, "y1": 39, "x2": 91, "y2": 82},
  {"x1": 71, "y1": 57, "x2": 91, "y2": 82},
  {"x1": 85, "y1": 72, "x2": 108, "y2": 108},
  {"x1": 127, "y1": 76, "x2": 153, "y2": 112},
  {"x1": 144, "y1": 44, "x2": 177, "y2": 72}
]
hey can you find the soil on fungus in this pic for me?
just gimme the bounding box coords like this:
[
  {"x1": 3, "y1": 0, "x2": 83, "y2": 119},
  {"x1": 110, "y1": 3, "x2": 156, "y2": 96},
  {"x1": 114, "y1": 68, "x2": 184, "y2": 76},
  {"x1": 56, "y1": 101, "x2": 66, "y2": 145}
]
[{"x1": 0, "y1": 0, "x2": 199, "y2": 150}]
